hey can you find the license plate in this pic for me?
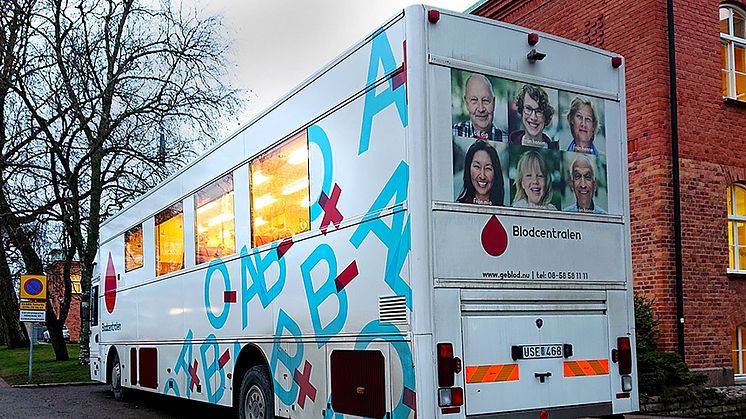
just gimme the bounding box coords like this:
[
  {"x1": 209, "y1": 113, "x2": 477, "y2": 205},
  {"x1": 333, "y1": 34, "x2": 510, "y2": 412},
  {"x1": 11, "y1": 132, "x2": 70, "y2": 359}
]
[{"x1": 512, "y1": 344, "x2": 564, "y2": 360}]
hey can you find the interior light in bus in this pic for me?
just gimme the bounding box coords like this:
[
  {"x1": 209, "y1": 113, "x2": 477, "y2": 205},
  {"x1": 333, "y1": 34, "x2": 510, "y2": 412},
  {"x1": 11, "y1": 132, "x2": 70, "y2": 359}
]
[
  {"x1": 208, "y1": 213, "x2": 235, "y2": 227},
  {"x1": 300, "y1": 197, "x2": 310, "y2": 208},
  {"x1": 281, "y1": 178, "x2": 309, "y2": 195},
  {"x1": 252, "y1": 171, "x2": 270, "y2": 186},
  {"x1": 197, "y1": 225, "x2": 207, "y2": 234},
  {"x1": 254, "y1": 217, "x2": 268, "y2": 227},
  {"x1": 253, "y1": 193, "x2": 276, "y2": 209},
  {"x1": 196, "y1": 200, "x2": 218, "y2": 214},
  {"x1": 287, "y1": 146, "x2": 308, "y2": 165}
]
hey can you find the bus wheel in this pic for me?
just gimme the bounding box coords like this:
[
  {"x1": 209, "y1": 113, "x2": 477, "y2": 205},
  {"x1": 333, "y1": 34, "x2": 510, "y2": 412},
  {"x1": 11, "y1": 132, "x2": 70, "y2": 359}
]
[
  {"x1": 238, "y1": 365, "x2": 274, "y2": 419},
  {"x1": 111, "y1": 353, "x2": 127, "y2": 402}
]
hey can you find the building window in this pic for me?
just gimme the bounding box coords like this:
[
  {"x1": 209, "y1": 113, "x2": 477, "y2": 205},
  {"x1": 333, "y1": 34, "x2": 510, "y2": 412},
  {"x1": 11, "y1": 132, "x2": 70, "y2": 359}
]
[
  {"x1": 195, "y1": 174, "x2": 235, "y2": 264},
  {"x1": 125, "y1": 225, "x2": 144, "y2": 272},
  {"x1": 721, "y1": 5, "x2": 746, "y2": 100},
  {"x1": 727, "y1": 183, "x2": 746, "y2": 271},
  {"x1": 733, "y1": 323, "x2": 746, "y2": 377},
  {"x1": 250, "y1": 131, "x2": 310, "y2": 247},
  {"x1": 155, "y1": 202, "x2": 184, "y2": 276}
]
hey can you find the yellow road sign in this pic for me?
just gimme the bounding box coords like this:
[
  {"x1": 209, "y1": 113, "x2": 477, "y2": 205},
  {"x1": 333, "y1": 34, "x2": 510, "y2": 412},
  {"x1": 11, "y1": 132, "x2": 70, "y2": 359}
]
[
  {"x1": 20, "y1": 275, "x2": 47, "y2": 300},
  {"x1": 19, "y1": 301, "x2": 46, "y2": 311}
]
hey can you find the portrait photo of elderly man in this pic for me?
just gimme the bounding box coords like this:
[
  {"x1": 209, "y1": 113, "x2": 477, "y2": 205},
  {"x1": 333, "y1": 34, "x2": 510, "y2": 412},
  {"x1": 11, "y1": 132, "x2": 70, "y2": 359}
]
[
  {"x1": 452, "y1": 73, "x2": 508, "y2": 141},
  {"x1": 564, "y1": 155, "x2": 606, "y2": 214}
]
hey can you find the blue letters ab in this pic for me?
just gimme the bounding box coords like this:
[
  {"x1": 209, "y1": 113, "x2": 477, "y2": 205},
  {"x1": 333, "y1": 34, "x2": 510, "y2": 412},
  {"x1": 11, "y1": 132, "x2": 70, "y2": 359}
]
[
  {"x1": 350, "y1": 161, "x2": 412, "y2": 309},
  {"x1": 301, "y1": 244, "x2": 348, "y2": 348},
  {"x1": 359, "y1": 29, "x2": 408, "y2": 154},
  {"x1": 269, "y1": 310, "x2": 303, "y2": 405},
  {"x1": 241, "y1": 245, "x2": 286, "y2": 329}
]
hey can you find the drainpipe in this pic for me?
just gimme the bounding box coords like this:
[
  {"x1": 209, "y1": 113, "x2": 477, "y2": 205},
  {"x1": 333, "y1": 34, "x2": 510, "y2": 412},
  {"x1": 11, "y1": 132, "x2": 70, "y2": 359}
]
[{"x1": 666, "y1": 0, "x2": 685, "y2": 360}]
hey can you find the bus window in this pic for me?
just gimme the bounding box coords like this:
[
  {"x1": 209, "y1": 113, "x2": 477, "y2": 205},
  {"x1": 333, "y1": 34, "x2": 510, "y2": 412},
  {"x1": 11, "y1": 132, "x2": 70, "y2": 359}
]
[
  {"x1": 250, "y1": 131, "x2": 310, "y2": 247},
  {"x1": 124, "y1": 224, "x2": 144, "y2": 272},
  {"x1": 195, "y1": 174, "x2": 235, "y2": 264},
  {"x1": 155, "y1": 202, "x2": 184, "y2": 276}
]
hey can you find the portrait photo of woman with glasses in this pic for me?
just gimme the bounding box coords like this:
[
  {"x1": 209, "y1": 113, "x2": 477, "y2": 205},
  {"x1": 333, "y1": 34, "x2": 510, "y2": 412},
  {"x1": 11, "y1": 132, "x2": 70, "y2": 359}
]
[{"x1": 508, "y1": 84, "x2": 559, "y2": 150}]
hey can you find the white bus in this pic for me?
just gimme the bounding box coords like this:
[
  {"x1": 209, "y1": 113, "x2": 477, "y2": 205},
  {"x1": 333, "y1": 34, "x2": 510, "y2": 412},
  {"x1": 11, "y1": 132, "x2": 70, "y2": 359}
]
[{"x1": 89, "y1": 6, "x2": 638, "y2": 418}]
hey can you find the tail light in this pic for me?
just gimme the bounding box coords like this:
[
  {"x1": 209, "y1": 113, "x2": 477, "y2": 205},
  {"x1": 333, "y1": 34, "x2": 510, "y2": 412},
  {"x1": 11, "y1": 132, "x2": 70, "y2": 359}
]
[
  {"x1": 616, "y1": 337, "x2": 632, "y2": 374},
  {"x1": 437, "y1": 343, "x2": 455, "y2": 387},
  {"x1": 438, "y1": 386, "x2": 463, "y2": 407}
]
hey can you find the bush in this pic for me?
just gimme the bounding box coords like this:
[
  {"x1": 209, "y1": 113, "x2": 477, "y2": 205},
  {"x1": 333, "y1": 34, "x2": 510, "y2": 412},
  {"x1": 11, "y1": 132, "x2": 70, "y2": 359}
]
[{"x1": 634, "y1": 295, "x2": 707, "y2": 398}]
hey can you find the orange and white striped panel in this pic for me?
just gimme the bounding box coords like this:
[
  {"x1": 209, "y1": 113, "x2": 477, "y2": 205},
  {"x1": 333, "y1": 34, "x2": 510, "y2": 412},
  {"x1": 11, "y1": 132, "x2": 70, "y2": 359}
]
[
  {"x1": 466, "y1": 364, "x2": 519, "y2": 383},
  {"x1": 563, "y1": 359, "x2": 609, "y2": 377}
]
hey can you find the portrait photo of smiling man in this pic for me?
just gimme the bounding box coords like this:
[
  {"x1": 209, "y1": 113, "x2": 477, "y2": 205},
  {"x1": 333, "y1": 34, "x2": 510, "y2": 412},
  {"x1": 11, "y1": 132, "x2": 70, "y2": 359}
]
[
  {"x1": 452, "y1": 73, "x2": 508, "y2": 142},
  {"x1": 563, "y1": 155, "x2": 607, "y2": 214}
]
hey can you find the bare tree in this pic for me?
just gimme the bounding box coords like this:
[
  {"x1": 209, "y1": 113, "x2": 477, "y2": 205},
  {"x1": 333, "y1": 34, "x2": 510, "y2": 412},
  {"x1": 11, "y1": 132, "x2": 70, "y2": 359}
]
[{"x1": 2, "y1": 0, "x2": 242, "y2": 360}]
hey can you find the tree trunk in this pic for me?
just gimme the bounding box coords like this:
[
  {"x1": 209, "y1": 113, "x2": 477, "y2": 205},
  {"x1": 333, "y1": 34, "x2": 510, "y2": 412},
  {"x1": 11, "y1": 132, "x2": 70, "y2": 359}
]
[{"x1": 0, "y1": 235, "x2": 29, "y2": 348}]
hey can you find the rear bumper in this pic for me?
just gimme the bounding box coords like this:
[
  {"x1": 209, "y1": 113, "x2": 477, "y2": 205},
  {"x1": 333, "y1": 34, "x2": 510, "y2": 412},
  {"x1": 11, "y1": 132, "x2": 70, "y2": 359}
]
[{"x1": 466, "y1": 402, "x2": 613, "y2": 419}]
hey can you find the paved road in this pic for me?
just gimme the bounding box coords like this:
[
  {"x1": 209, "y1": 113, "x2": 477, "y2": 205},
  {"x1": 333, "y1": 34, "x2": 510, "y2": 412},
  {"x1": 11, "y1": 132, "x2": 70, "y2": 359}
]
[
  {"x1": 0, "y1": 383, "x2": 690, "y2": 419},
  {"x1": 0, "y1": 383, "x2": 234, "y2": 419}
]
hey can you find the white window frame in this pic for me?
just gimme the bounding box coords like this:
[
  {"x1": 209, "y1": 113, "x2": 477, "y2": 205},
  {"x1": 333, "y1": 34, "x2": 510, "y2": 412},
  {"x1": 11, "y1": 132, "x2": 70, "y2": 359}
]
[
  {"x1": 728, "y1": 183, "x2": 746, "y2": 273},
  {"x1": 735, "y1": 324, "x2": 746, "y2": 380},
  {"x1": 721, "y1": 5, "x2": 746, "y2": 100}
]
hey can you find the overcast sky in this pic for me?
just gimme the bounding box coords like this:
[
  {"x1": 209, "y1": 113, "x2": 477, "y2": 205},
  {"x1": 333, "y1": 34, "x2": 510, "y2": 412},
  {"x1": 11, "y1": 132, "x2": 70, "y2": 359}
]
[{"x1": 183, "y1": 1, "x2": 477, "y2": 124}]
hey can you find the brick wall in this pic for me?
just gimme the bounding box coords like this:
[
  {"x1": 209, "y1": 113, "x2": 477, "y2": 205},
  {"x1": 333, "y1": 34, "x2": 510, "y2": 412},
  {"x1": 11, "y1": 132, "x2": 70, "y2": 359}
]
[
  {"x1": 46, "y1": 261, "x2": 82, "y2": 342},
  {"x1": 473, "y1": 0, "x2": 746, "y2": 383}
]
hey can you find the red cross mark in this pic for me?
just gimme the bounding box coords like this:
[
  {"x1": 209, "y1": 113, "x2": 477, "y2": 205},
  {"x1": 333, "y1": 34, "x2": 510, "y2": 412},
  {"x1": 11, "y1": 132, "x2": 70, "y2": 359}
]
[
  {"x1": 188, "y1": 360, "x2": 201, "y2": 391},
  {"x1": 276, "y1": 237, "x2": 294, "y2": 259},
  {"x1": 218, "y1": 349, "x2": 231, "y2": 369},
  {"x1": 391, "y1": 41, "x2": 407, "y2": 91},
  {"x1": 319, "y1": 184, "x2": 343, "y2": 235},
  {"x1": 403, "y1": 387, "x2": 416, "y2": 415},
  {"x1": 334, "y1": 260, "x2": 359, "y2": 292},
  {"x1": 293, "y1": 360, "x2": 317, "y2": 409}
]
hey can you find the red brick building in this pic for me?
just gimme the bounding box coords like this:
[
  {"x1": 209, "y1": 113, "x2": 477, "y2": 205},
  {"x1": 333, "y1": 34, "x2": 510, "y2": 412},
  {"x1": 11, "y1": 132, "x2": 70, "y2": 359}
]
[
  {"x1": 471, "y1": 0, "x2": 746, "y2": 385},
  {"x1": 46, "y1": 260, "x2": 82, "y2": 342}
]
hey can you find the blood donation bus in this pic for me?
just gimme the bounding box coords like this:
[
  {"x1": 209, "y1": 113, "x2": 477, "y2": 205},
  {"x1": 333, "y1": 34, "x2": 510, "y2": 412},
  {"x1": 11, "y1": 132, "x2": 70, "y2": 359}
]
[{"x1": 89, "y1": 5, "x2": 638, "y2": 418}]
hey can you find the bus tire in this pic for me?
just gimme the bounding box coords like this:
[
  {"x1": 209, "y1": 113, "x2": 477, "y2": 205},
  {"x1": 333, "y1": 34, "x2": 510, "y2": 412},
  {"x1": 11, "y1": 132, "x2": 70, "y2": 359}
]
[
  {"x1": 111, "y1": 353, "x2": 127, "y2": 402},
  {"x1": 238, "y1": 365, "x2": 274, "y2": 419}
]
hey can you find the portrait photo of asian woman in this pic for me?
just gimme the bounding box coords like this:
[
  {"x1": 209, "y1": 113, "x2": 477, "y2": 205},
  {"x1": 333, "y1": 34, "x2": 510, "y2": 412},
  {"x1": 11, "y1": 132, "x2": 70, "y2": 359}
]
[{"x1": 453, "y1": 139, "x2": 506, "y2": 206}]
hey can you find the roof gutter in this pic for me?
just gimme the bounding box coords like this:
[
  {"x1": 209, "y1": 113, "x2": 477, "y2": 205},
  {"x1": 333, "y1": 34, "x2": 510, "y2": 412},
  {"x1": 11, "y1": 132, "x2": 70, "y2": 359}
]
[{"x1": 666, "y1": 0, "x2": 686, "y2": 360}]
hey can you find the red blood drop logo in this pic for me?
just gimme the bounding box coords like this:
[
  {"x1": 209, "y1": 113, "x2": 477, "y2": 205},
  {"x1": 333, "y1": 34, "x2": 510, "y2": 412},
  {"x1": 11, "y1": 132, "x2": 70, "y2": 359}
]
[
  {"x1": 481, "y1": 215, "x2": 508, "y2": 257},
  {"x1": 104, "y1": 252, "x2": 117, "y2": 313}
]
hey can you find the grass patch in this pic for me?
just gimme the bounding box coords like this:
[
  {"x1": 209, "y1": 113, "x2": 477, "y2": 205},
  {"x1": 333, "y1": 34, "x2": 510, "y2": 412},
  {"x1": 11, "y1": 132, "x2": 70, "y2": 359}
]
[{"x1": 0, "y1": 343, "x2": 92, "y2": 385}]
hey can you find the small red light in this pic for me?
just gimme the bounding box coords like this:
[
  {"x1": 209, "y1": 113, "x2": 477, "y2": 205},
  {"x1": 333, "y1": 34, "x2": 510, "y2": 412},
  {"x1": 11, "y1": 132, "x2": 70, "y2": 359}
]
[
  {"x1": 437, "y1": 343, "x2": 455, "y2": 387},
  {"x1": 441, "y1": 406, "x2": 460, "y2": 414},
  {"x1": 612, "y1": 56, "x2": 623, "y2": 68},
  {"x1": 428, "y1": 9, "x2": 440, "y2": 23},
  {"x1": 616, "y1": 392, "x2": 631, "y2": 399},
  {"x1": 528, "y1": 32, "x2": 539, "y2": 45},
  {"x1": 617, "y1": 337, "x2": 632, "y2": 374},
  {"x1": 539, "y1": 409, "x2": 549, "y2": 419},
  {"x1": 451, "y1": 387, "x2": 464, "y2": 406}
]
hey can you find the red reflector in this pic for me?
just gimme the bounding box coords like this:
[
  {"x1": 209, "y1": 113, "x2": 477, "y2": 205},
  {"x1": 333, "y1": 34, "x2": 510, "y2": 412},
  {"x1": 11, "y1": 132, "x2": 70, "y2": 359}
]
[
  {"x1": 528, "y1": 32, "x2": 539, "y2": 46},
  {"x1": 437, "y1": 343, "x2": 455, "y2": 387},
  {"x1": 428, "y1": 9, "x2": 440, "y2": 23},
  {"x1": 617, "y1": 337, "x2": 632, "y2": 375},
  {"x1": 616, "y1": 392, "x2": 631, "y2": 399},
  {"x1": 451, "y1": 387, "x2": 463, "y2": 406},
  {"x1": 441, "y1": 406, "x2": 460, "y2": 414},
  {"x1": 539, "y1": 409, "x2": 549, "y2": 419}
]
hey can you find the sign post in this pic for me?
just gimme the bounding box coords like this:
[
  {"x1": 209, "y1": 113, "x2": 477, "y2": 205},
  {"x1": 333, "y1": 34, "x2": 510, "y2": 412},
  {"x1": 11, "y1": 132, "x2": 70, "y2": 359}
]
[{"x1": 19, "y1": 275, "x2": 47, "y2": 383}]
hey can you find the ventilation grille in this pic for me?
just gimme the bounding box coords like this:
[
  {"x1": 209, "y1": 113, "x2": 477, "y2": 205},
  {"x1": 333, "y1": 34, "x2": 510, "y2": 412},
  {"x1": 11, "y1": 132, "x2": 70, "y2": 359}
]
[{"x1": 378, "y1": 295, "x2": 408, "y2": 324}]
